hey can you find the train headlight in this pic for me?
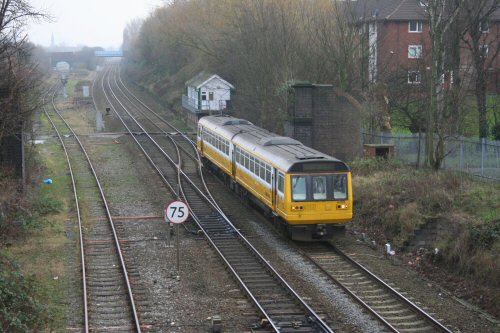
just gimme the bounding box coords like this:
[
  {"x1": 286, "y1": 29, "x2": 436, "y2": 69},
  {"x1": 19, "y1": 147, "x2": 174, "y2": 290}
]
[
  {"x1": 337, "y1": 203, "x2": 349, "y2": 210},
  {"x1": 291, "y1": 205, "x2": 304, "y2": 211}
]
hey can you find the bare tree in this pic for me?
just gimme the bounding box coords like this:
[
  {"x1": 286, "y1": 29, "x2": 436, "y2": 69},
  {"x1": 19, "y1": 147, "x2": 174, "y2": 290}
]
[
  {"x1": 0, "y1": 0, "x2": 48, "y2": 142},
  {"x1": 460, "y1": 0, "x2": 500, "y2": 139},
  {"x1": 425, "y1": 0, "x2": 464, "y2": 169}
]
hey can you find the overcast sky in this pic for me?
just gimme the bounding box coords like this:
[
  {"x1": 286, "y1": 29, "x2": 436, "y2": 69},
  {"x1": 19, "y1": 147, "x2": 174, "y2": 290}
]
[{"x1": 27, "y1": 0, "x2": 164, "y2": 49}]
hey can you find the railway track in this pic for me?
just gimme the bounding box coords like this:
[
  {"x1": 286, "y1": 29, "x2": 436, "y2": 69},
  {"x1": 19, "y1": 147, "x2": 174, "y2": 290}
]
[
  {"x1": 43, "y1": 85, "x2": 142, "y2": 332},
  {"x1": 100, "y1": 66, "x2": 335, "y2": 332},
  {"x1": 297, "y1": 241, "x2": 455, "y2": 333}
]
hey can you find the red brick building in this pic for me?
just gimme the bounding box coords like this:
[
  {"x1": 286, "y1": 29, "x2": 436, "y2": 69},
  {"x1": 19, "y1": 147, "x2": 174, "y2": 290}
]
[{"x1": 352, "y1": 0, "x2": 500, "y2": 91}]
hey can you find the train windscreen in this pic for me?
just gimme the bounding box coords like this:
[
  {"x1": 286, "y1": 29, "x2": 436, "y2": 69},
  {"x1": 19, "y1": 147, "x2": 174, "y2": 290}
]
[{"x1": 291, "y1": 174, "x2": 348, "y2": 202}]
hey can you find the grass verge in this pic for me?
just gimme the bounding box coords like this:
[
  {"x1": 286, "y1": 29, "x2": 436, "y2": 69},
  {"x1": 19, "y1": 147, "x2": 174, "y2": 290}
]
[{"x1": 0, "y1": 141, "x2": 73, "y2": 331}]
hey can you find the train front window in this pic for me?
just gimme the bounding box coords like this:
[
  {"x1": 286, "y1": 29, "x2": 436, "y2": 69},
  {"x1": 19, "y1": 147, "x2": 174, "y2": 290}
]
[
  {"x1": 292, "y1": 176, "x2": 307, "y2": 201},
  {"x1": 333, "y1": 174, "x2": 348, "y2": 200},
  {"x1": 312, "y1": 176, "x2": 327, "y2": 200},
  {"x1": 291, "y1": 173, "x2": 348, "y2": 202}
]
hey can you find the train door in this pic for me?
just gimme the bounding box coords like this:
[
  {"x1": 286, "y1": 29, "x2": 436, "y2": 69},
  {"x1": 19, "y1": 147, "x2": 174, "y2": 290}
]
[
  {"x1": 275, "y1": 171, "x2": 285, "y2": 214},
  {"x1": 230, "y1": 143, "x2": 236, "y2": 178},
  {"x1": 197, "y1": 125, "x2": 204, "y2": 155},
  {"x1": 271, "y1": 168, "x2": 276, "y2": 210}
]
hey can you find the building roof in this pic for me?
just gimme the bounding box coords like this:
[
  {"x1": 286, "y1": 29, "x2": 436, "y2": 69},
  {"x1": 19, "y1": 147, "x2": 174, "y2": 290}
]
[
  {"x1": 351, "y1": 0, "x2": 427, "y2": 22},
  {"x1": 350, "y1": 0, "x2": 500, "y2": 22},
  {"x1": 185, "y1": 71, "x2": 234, "y2": 89}
]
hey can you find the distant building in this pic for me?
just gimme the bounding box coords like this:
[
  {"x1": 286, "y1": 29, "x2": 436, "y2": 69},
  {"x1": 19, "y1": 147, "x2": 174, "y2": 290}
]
[
  {"x1": 352, "y1": 0, "x2": 500, "y2": 91},
  {"x1": 182, "y1": 72, "x2": 234, "y2": 128}
]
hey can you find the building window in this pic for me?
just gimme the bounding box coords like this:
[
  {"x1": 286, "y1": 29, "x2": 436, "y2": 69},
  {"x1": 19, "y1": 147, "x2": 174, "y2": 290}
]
[
  {"x1": 409, "y1": 21, "x2": 423, "y2": 33},
  {"x1": 408, "y1": 71, "x2": 421, "y2": 84},
  {"x1": 201, "y1": 91, "x2": 207, "y2": 100},
  {"x1": 480, "y1": 45, "x2": 489, "y2": 59},
  {"x1": 480, "y1": 20, "x2": 489, "y2": 33},
  {"x1": 408, "y1": 45, "x2": 422, "y2": 59},
  {"x1": 209, "y1": 92, "x2": 214, "y2": 101}
]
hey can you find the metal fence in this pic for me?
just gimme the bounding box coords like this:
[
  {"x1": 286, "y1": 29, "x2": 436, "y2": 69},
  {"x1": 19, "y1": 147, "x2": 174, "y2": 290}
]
[{"x1": 362, "y1": 132, "x2": 500, "y2": 181}]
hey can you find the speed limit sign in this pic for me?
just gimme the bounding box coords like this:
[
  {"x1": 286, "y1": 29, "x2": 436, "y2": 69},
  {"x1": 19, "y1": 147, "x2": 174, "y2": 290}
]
[{"x1": 165, "y1": 200, "x2": 189, "y2": 224}]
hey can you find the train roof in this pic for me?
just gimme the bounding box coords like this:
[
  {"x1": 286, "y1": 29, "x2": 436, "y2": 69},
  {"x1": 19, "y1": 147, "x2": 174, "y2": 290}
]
[{"x1": 198, "y1": 115, "x2": 349, "y2": 172}]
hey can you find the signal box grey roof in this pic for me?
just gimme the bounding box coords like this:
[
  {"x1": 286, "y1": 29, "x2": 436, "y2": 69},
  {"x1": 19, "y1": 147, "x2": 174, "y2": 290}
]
[{"x1": 198, "y1": 115, "x2": 348, "y2": 172}]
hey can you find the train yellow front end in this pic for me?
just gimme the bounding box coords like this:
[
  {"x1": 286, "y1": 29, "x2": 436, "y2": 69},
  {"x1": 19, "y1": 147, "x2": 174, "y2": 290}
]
[{"x1": 276, "y1": 165, "x2": 353, "y2": 241}]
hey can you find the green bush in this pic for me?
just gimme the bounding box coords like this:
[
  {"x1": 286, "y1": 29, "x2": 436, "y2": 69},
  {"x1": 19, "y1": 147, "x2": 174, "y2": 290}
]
[
  {"x1": 34, "y1": 195, "x2": 63, "y2": 216},
  {"x1": 0, "y1": 257, "x2": 49, "y2": 332},
  {"x1": 469, "y1": 220, "x2": 500, "y2": 251}
]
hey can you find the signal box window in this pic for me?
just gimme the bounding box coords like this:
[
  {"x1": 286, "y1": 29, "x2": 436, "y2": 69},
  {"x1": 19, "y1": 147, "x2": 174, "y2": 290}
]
[
  {"x1": 409, "y1": 21, "x2": 423, "y2": 33},
  {"x1": 209, "y1": 92, "x2": 214, "y2": 100},
  {"x1": 201, "y1": 92, "x2": 207, "y2": 100}
]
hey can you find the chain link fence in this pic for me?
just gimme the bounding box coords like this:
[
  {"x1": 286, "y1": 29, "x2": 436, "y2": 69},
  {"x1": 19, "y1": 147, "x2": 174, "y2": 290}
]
[{"x1": 362, "y1": 132, "x2": 500, "y2": 181}]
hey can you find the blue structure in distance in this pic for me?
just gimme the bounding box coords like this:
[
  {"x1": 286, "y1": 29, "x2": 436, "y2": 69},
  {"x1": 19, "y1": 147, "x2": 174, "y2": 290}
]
[{"x1": 94, "y1": 50, "x2": 123, "y2": 57}]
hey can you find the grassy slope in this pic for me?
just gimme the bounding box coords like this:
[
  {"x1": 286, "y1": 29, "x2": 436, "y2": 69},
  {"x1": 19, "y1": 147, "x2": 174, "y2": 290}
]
[{"x1": 351, "y1": 158, "x2": 500, "y2": 286}]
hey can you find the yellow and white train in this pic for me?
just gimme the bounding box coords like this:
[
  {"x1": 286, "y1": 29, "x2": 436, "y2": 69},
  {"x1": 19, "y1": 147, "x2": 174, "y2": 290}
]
[{"x1": 197, "y1": 115, "x2": 353, "y2": 241}]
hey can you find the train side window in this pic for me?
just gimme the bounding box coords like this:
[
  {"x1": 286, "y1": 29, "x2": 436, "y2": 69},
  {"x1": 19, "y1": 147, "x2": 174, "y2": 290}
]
[
  {"x1": 260, "y1": 163, "x2": 265, "y2": 180},
  {"x1": 333, "y1": 174, "x2": 348, "y2": 200},
  {"x1": 278, "y1": 172, "x2": 285, "y2": 193},
  {"x1": 292, "y1": 176, "x2": 307, "y2": 201},
  {"x1": 250, "y1": 156, "x2": 255, "y2": 173},
  {"x1": 265, "y1": 165, "x2": 272, "y2": 183},
  {"x1": 244, "y1": 152, "x2": 249, "y2": 169}
]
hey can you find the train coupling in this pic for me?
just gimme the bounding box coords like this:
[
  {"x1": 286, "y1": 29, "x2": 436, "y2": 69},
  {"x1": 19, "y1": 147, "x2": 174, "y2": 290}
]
[{"x1": 316, "y1": 224, "x2": 327, "y2": 236}]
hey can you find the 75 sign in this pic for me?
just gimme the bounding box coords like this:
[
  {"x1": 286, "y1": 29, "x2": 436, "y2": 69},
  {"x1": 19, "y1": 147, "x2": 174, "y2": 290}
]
[{"x1": 165, "y1": 200, "x2": 190, "y2": 224}]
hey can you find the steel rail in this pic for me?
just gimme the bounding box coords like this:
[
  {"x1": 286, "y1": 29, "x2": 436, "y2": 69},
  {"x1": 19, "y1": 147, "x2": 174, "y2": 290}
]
[
  {"x1": 297, "y1": 241, "x2": 454, "y2": 333},
  {"x1": 48, "y1": 81, "x2": 142, "y2": 333},
  {"x1": 42, "y1": 85, "x2": 89, "y2": 333},
  {"x1": 329, "y1": 243, "x2": 454, "y2": 333},
  {"x1": 102, "y1": 66, "x2": 334, "y2": 332}
]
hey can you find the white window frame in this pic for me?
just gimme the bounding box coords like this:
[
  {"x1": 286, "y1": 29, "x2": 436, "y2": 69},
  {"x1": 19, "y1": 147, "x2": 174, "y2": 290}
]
[
  {"x1": 480, "y1": 20, "x2": 490, "y2": 33},
  {"x1": 409, "y1": 21, "x2": 423, "y2": 33},
  {"x1": 408, "y1": 45, "x2": 423, "y2": 59},
  {"x1": 408, "y1": 71, "x2": 421, "y2": 84},
  {"x1": 480, "y1": 45, "x2": 489, "y2": 59}
]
